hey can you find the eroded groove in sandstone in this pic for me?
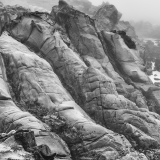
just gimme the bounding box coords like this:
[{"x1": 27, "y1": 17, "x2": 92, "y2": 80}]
[
  {"x1": 0, "y1": 40, "x2": 71, "y2": 160},
  {"x1": 0, "y1": 32, "x2": 149, "y2": 160}
]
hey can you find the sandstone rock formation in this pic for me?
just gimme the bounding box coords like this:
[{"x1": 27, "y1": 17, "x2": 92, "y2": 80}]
[
  {"x1": 0, "y1": 34, "x2": 71, "y2": 160},
  {"x1": 115, "y1": 21, "x2": 138, "y2": 41},
  {"x1": 0, "y1": 4, "x2": 29, "y2": 34},
  {"x1": 92, "y1": 3, "x2": 122, "y2": 31},
  {"x1": 0, "y1": 31, "x2": 147, "y2": 160},
  {"x1": 101, "y1": 31, "x2": 149, "y2": 83},
  {"x1": 1, "y1": 0, "x2": 160, "y2": 159}
]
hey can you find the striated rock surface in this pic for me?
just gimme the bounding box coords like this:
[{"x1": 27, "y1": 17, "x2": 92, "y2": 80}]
[
  {"x1": 101, "y1": 31, "x2": 149, "y2": 83},
  {"x1": 1, "y1": 0, "x2": 160, "y2": 159},
  {"x1": 0, "y1": 31, "x2": 148, "y2": 160},
  {"x1": 115, "y1": 21, "x2": 138, "y2": 41},
  {"x1": 0, "y1": 36, "x2": 71, "y2": 159},
  {"x1": 4, "y1": 6, "x2": 160, "y2": 155},
  {"x1": 92, "y1": 3, "x2": 122, "y2": 31}
]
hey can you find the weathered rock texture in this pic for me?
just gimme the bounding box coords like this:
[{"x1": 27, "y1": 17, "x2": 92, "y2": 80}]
[
  {"x1": 0, "y1": 33, "x2": 71, "y2": 160},
  {"x1": 51, "y1": 1, "x2": 123, "y2": 83},
  {"x1": 101, "y1": 31, "x2": 149, "y2": 83},
  {"x1": 92, "y1": 3, "x2": 122, "y2": 31},
  {"x1": 0, "y1": 31, "x2": 148, "y2": 160},
  {"x1": 1, "y1": 0, "x2": 160, "y2": 159},
  {"x1": 3, "y1": 5, "x2": 160, "y2": 154},
  {"x1": 115, "y1": 21, "x2": 138, "y2": 41},
  {"x1": 50, "y1": 1, "x2": 151, "y2": 110},
  {"x1": 0, "y1": 4, "x2": 29, "y2": 34}
]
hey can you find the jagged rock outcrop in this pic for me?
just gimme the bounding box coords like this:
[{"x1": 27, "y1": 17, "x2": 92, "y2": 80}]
[
  {"x1": 50, "y1": 1, "x2": 150, "y2": 110},
  {"x1": 51, "y1": 1, "x2": 124, "y2": 83},
  {"x1": 0, "y1": 39, "x2": 71, "y2": 160},
  {"x1": 92, "y1": 3, "x2": 122, "y2": 31},
  {"x1": 114, "y1": 21, "x2": 146, "y2": 65},
  {"x1": 5, "y1": 6, "x2": 160, "y2": 155},
  {"x1": 0, "y1": 32, "x2": 148, "y2": 160},
  {"x1": 101, "y1": 31, "x2": 149, "y2": 83},
  {"x1": 1, "y1": 0, "x2": 160, "y2": 159},
  {"x1": 115, "y1": 21, "x2": 138, "y2": 41},
  {"x1": 0, "y1": 4, "x2": 29, "y2": 34}
]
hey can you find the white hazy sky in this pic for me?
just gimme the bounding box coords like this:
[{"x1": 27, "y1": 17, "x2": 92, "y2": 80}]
[
  {"x1": 2, "y1": 0, "x2": 160, "y2": 25},
  {"x1": 90, "y1": 0, "x2": 160, "y2": 25}
]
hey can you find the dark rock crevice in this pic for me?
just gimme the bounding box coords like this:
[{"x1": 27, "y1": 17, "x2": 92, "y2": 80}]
[{"x1": 111, "y1": 30, "x2": 136, "y2": 49}]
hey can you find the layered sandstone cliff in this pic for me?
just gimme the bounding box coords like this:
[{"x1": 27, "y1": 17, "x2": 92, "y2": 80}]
[{"x1": 0, "y1": 0, "x2": 160, "y2": 160}]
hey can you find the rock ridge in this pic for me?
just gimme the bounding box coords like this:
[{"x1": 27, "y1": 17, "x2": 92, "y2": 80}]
[{"x1": 0, "y1": 0, "x2": 160, "y2": 159}]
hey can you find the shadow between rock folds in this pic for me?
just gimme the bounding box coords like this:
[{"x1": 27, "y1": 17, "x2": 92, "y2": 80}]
[{"x1": 4, "y1": 8, "x2": 160, "y2": 156}]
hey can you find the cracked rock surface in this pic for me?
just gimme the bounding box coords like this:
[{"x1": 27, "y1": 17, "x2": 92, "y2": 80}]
[
  {"x1": 0, "y1": 0, "x2": 160, "y2": 159},
  {"x1": 0, "y1": 32, "x2": 147, "y2": 160},
  {"x1": 0, "y1": 34, "x2": 71, "y2": 160}
]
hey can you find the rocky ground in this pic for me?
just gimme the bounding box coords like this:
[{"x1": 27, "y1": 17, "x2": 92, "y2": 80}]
[{"x1": 0, "y1": 0, "x2": 160, "y2": 159}]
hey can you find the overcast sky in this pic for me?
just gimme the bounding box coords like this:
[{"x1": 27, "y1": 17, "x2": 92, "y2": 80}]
[
  {"x1": 90, "y1": 0, "x2": 160, "y2": 25},
  {"x1": 1, "y1": 0, "x2": 160, "y2": 25}
]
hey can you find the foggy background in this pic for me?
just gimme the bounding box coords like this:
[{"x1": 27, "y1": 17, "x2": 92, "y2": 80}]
[
  {"x1": 1, "y1": 0, "x2": 160, "y2": 38},
  {"x1": 1, "y1": 0, "x2": 160, "y2": 25}
]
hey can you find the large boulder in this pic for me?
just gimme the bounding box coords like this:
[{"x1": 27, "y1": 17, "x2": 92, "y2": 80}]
[
  {"x1": 101, "y1": 31, "x2": 150, "y2": 83},
  {"x1": 0, "y1": 4, "x2": 29, "y2": 34},
  {"x1": 93, "y1": 3, "x2": 122, "y2": 31}
]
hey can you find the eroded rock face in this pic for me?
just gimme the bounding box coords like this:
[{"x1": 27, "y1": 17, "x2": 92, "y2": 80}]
[
  {"x1": 0, "y1": 4, "x2": 29, "y2": 34},
  {"x1": 0, "y1": 32, "x2": 148, "y2": 160},
  {"x1": 1, "y1": 0, "x2": 160, "y2": 159},
  {"x1": 51, "y1": 2, "x2": 124, "y2": 83},
  {"x1": 50, "y1": 0, "x2": 150, "y2": 110},
  {"x1": 93, "y1": 3, "x2": 122, "y2": 31},
  {"x1": 0, "y1": 36, "x2": 71, "y2": 160},
  {"x1": 115, "y1": 21, "x2": 138, "y2": 41},
  {"x1": 6, "y1": 9, "x2": 160, "y2": 155},
  {"x1": 102, "y1": 31, "x2": 149, "y2": 83}
]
